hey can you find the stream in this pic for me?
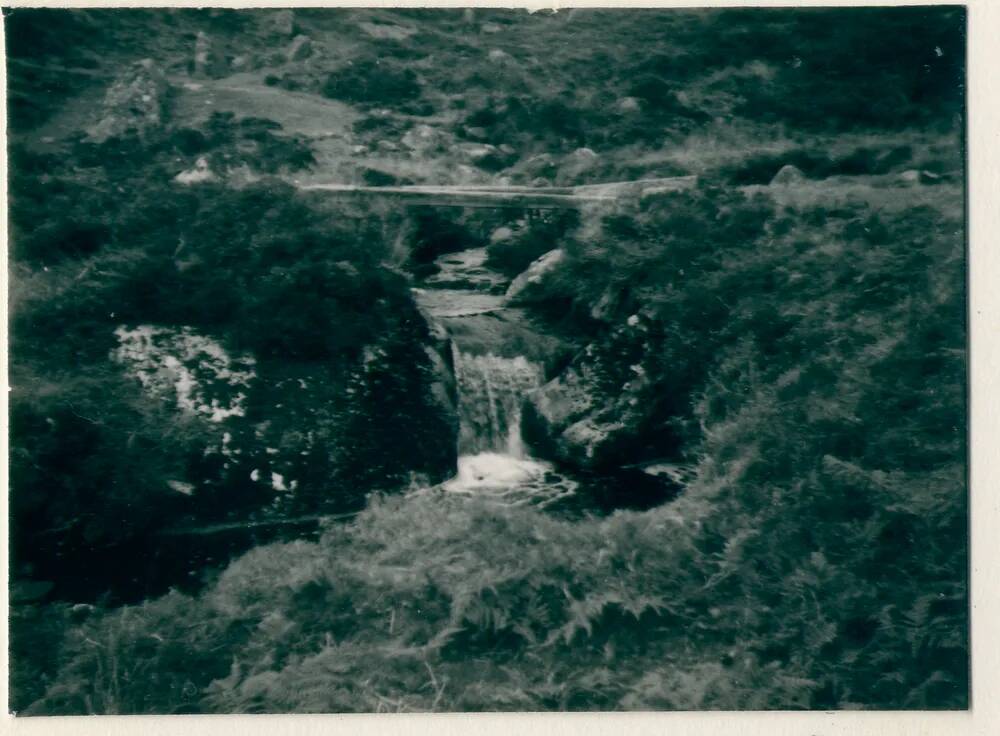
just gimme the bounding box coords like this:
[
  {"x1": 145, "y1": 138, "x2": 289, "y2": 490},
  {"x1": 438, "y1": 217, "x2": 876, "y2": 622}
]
[{"x1": 410, "y1": 246, "x2": 676, "y2": 514}]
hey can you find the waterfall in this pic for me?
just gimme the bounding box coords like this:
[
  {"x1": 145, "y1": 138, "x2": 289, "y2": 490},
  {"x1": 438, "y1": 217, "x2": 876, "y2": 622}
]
[
  {"x1": 452, "y1": 346, "x2": 543, "y2": 458},
  {"x1": 409, "y1": 247, "x2": 576, "y2": 508}
]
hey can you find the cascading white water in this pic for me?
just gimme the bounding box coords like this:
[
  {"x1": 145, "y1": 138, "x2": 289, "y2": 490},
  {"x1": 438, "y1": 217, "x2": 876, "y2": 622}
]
[
  {"x1": 452, "y1": 346, "x2": 542, "y2": 458},
  {"x1": 411, "y1": 246, "x2": 576, "y2": 507},
  {"x1": 443, "y1": 347, "x2": 576, "y2": 506}
]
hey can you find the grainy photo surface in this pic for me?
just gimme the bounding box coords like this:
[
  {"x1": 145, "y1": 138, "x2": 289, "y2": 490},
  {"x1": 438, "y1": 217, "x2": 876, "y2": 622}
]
[{"x1": 5, "y1": 6, "x2": 967, "y2": 714}]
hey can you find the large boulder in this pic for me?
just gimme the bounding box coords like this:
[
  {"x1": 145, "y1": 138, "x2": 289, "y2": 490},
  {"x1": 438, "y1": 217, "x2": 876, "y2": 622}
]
[
  {"x1": 521, "y1": 316, "x2": 670, "y2": 471},
  {"x1": 266, "y1": 9, "x2": 296, "y2": 37},
  {"x1": 770, "y1": 164, "x2": 806, "y2": 186},
  {"x1": 174, "y1": 157, "x2": 218, "y2": 185},
  {"x1": 558, "y1": 147, "x2": 600, "y2": 182},
  {"x1": 505, "y1": 249, "x2": 565, "y2": 304},
  {"x1": 87, "y1": 59, "x2": 170, "y2": 143}
]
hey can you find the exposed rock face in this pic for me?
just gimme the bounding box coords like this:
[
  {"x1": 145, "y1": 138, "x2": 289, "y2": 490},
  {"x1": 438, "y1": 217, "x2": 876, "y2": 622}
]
[
  {"x1": 559, "y1": 147, "x2": 600, "y2": 182},
  {"x1": 193, "y1": 31, "x2": 219, "y2": 78},
  {"x1": 521, "y1": 315, "x2": 670, "y2": 470},
  {"x1": 88, "y1": 59, "x2": 170, "y2": 143},
  {"x1": 505, "y1": 249, "x2": 565, "y2": 304},
  {"x1": 113, "y1": 321, "x2": 458, "y2": 511},
  {"x1": 522, "y1": 367, "x2": 648, "y2": 470},
  {"x1": 770, "y1": 164, "x2": 806, "y2": 185},
  {"x1": 402, "y1": 124, "x2": 449, "y2": 152},
  {"x1": 286, "y1": 34, "x2": 314, "y2": 62},
  {"x1": 267, "y1": 9, "x2": 296, "y2": 37},
  {"x1": 174, "y1": 156, "x2": 218, "y2": 185}
]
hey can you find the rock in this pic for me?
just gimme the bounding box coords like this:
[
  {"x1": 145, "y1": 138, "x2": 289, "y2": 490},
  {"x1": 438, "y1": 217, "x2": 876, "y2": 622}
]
[
  {"x1": 87, "y1": 59, "x2": 170, "y2": 143},
  {"x1": 193, "y1": 31, "x2": 219, "y2": 78},
  {"x1": 174, "y1": 156, "x2": 218, "y2": 185},
  {"x1": 464, "y1": 126, "x2": 489, "y2": 140},
  {"x1": 376, "y1": 140, "x2": 399, "y2": 153},
  {"x1": 498, "y1": 143, "x2": 516, "y2": 155},
  {"x1": 561, "y1": 417, "x2": 628, "y2": 463},
  {"x1": 505, "y1": 249, "x2": 565, "y2": 304},
  {"x1": 617, "y1": 96, "x2": 642, "y2": 113},
  {"x1": 481, "y1": 22, "x2": 503, "y2": 34},
  {"x1": 558, "y1": 147, "x2": 600, "y2": 181},
  {"x1": 286, "y1": 34, "x2": 313, "y2": 62},
  {"x1": 230, "y1": 55, "x2": 249, "y2": 71},
  {"x1": 770, "y1": 164, "x2": 806, "y2": 186},
  {"x1": 402, "y1": 124, "x2": 446, "y2": 151},
  {"x1": 522, "y1": 355, "x2": 651, "y2": 470},
  {"x1": 490, "y1": 226, "x2": 515, "y2": 244},
  {"x1": 898, "y1": 169, "x2": 921, "y2": 183},
  {"x1": 457, "y1": 142, "x2": 499, "y2": 162},
  {"x1": 267, "y1": 9, "x2": 295, "y2": 37},
  {"x1": 167, "y1": 480, "x2": 195, "y2": 496},
  {"x1": 919, "y1": 169, "x2": 946, "y2": 185},
  {"x1": 358, "y1": 22, "x2": 416, "y2": 41},
  {"x1": 488, "y1": 49, "x2": 511, "y2": 63},
  {"x1": 528, "y1": 366, "x2": 597, "y2": 430},
  {"x1": 590, "y1": 287, "x2": 623, "y2": 322}
]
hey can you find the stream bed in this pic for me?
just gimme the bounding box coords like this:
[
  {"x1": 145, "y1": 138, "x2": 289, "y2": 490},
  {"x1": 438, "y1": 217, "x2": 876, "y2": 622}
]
[{"x1": 411, "y1": 246, "x2": 680, "y2": 515}]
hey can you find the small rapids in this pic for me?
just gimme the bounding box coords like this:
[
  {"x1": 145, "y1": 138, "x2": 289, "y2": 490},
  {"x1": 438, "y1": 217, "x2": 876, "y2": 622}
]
[{"x1": 411, "y1": 247, "x2": 577, "y2": 509}]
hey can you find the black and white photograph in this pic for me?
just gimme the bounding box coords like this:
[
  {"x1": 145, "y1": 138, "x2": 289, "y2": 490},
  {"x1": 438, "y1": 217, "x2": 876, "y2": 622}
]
[{"x1": 5, "y1": 3, "x2": 972, "y2": 718}]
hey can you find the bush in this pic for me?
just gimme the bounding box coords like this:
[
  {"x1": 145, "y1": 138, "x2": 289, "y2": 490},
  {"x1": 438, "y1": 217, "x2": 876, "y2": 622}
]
[
  {"x1": 485, "y1": 211, "x2": 579, "y2": 278},
  {"x1": 322, "y1": 58, "x2": 422, "y2": 105}
]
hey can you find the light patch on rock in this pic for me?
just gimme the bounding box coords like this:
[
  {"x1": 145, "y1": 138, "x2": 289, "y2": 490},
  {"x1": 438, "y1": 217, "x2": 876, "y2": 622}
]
[
  {"x1": 617, "y1": 96, "x2": 641, "y2": 113},
  {"x1": 175, "y1": 157, "x2": 218, "y2": 185},
  {"x1": 112, "y1": 325, "x2": 255, "y2": 423},
  {"x1": 359, "y1": 21, "x2": 416, "y2": 40},
  {"x1": 489, "y1": 226, "x2": 515, "y2": 244},
  {"x1": 770, "y1": 164, "x2": 806, "y2": 186},
  {"x1": 505, "y1": 249, "x2": 565, "y2": 304},
  {"x1": 562, "y1": 418, "x2": 626, "y2": 460},
  {"x1": 271, "y1": 472, "x2": 288, "y2": 492},
  {"x1": 167, "y1": 480, "x2": 195, "y2": 496},
  {"x1": 267, "y1": 9, "x2": 296, "y2": 37}
]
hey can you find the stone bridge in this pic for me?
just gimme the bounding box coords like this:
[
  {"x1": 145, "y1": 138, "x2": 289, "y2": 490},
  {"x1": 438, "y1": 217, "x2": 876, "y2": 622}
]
[{"x1": 297, "y1": 175, "x2": 697, "y2": 209}]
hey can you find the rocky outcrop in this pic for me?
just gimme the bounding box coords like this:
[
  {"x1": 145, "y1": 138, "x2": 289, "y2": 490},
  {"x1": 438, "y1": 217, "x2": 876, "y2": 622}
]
[
  {"x1": 174, "y1": 156, "x2": 218, "y2": 185},
  {"x1": 266, "y1": 9, "x2": 296, "y2": 37},
  {"x1": 193, "y1": 31, "x2": 222, "y2": 78},
  {"x1": 87, "y1": 59, "x2": 170, "y2": 143},
  {"x1": 505, "y1": 249, "x2": 565, "y2": 304},
  {"x1": 521, "y1": 315, "x2": 671, "y2": 470},
  {"x1": 770, "y1": 164, "x2": 805, "y2": 186}
]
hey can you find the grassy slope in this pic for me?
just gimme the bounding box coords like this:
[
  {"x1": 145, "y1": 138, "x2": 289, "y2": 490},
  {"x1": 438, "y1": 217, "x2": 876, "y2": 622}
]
[{"x1": 8, "y1": 6, "x2": 967, "y2": 714}]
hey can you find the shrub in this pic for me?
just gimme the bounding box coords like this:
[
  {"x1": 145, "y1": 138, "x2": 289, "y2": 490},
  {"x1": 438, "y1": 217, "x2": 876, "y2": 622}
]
[{"x1": 322, "y1": 58, "x2": 422, "y2": 105}]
